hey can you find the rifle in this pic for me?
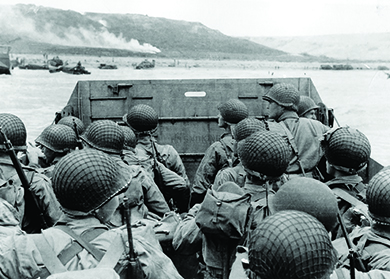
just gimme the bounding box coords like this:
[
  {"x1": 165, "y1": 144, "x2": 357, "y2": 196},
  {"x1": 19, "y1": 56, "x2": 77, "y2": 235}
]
[
  {"x1": 337, "y1": 210, "x2": 367, "y2": 279},
  {"x1": 0, "y1": 127, "x2": 48, "y2": 229},
  {"x1": 73, "y1": 119, "x2": 83, "y2": 150},
  {"x1": 123, "y1": 197, "x2": 145, "y2": 279}
]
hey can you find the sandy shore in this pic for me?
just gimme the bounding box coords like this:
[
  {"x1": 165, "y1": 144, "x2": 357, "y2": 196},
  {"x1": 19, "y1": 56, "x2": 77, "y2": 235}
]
[{"x1": 10, "y1": 53, "x2": 390, "y2": 71}]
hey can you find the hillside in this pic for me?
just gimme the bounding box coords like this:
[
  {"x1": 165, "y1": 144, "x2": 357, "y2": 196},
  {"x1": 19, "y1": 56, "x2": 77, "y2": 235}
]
[
  {"x1": 0, "y1": 4, "x2": 332, "y2": 62},
  {"x1": 246, "y1": 33, "x2": 390, "y2": 62}
]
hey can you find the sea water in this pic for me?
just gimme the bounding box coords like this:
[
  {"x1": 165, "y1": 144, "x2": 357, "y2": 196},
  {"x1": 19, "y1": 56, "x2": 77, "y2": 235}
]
[{"x1": 1, "y1": 65, "x2": 390, "y2": 166}]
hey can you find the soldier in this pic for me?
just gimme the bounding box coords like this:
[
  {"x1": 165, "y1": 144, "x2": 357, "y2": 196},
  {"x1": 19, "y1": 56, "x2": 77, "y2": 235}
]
[
  {"x1": 123, "y1": 104, "x2": 190, "y2": 213},
  {"x1": 237, "y1": 130, "x2": 291, "y2": 202},
  {"x1": 34, "y1": 124, "x2": 78, "y2": 178},
  {"x1": 173, "y1": 131, "x2": 291, "y2": 279},
  {"x1": 0, "y1": 113, "x2": 62, "y2": 233},
  {"x1": 263, "y1": 83, "x2": 329, "y2": 179},
  {"x1": 57, "y1": 115, "x2": 86, "y2": 136},
  {"x1": 30, "y1": 148, "x2": 183, "y2": 279},
  {"x1": 333, "y1": 168, "x2": 390, "y2": 272},
  {"x1": 245, "y1": 210, "x2": 337, "y2": 279},
  {"x1": 321, "y1": 126, "x2": 371, "y2": 239},
  {"x1": 213, "y1": 117, "x2": 267, "y2": 189},
  {"x1": 191, "y1": 99, "x2": 249, "y2": 206},
  {"x1": 298, "y1": 95, "x2": 319, "y2": 120},
  {"x1": 0, "y1": 169, "x2": 43, "y2": 278},
  {"x1": 80, "y1": 120, "x2": 169, "y2": 221}
]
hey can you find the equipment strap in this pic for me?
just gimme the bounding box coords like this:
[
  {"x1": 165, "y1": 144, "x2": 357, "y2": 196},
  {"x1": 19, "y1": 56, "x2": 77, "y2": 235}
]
[
  {"x1": 55, "y1": 225, "x2": 105, "y2": 261},
  {"x1": 97, "y1": 233, "x2": 125, "y2": 269},
  {"x1": 30, "y1": 233, "x2": 67, "y2": 275},
  {"x1": 279, "y1": 121, "x2": 306, "y2": 176}
]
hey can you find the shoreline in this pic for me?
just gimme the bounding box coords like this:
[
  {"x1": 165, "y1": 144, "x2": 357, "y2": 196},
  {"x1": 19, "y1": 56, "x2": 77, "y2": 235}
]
[{"x1": 10, "y1": 53, "x2": 390, "y2": 71}]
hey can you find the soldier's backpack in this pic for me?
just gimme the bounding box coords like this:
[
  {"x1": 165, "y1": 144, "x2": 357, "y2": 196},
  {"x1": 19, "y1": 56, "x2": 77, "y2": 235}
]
[{"x1": 195, "y1": 182, "x2": 252, "y2": 240}]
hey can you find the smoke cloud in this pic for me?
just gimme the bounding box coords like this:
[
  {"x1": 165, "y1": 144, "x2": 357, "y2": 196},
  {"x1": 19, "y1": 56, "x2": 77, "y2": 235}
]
[{"x1": 0, "y1": 5, "x2": 161, "y2": 54}]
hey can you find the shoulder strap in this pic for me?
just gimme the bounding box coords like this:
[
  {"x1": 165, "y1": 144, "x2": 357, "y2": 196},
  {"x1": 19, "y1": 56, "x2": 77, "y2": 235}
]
[
  {"x1": 219, "y1": 138, "x2": 234, "y2": 168},
  {"x1": 30, "y1": 233, "x2": 68, "y2": 275},
  {"x1": 55, "y1": 225, "x2": 105, "y2": 261},
  {"x1": 279, "y1": 121, "x2": 306, "y2": 175},
  {"x1": 97, "y1": 233, "x2": 125, "y2": 269}
]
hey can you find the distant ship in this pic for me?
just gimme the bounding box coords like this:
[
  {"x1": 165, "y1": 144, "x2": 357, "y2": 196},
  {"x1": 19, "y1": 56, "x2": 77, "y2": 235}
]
[{"x1": 0, "y1": 46, "x2": 11, "y2": 75}]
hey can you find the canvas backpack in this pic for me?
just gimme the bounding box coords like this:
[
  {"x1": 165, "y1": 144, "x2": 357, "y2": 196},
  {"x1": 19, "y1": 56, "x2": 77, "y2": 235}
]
[{"x1": 195, "y1": 186, "x2": 252, "y2": 240}]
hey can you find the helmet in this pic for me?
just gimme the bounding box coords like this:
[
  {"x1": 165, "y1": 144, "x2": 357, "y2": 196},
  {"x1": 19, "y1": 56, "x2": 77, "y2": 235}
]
[
  {"x1": 238, "y1": 131, "x2": 291, "y2": 177},
  {"x1": 35, "y1": 124, "x2": 78, "y2": 153},
  {"x1": 262, "y1": 83, "x2": 301, "y2": 112},
  {"x1": 217, "y1": 99, "x2": 249, "y2": 124},
  {"x1": 80, "y1": 120, "x2": 124, "y2": 154},
  {"x1": 298, "y1": 96, "x2": 319, "y2": 117},
  {"x1": 0, "y1": 113, "x2": 27, "y2": 151},
  {"x1": 52, "y1": 149, "x2": 127, "y2": 213},
  {"x1": 121, "y1": 125, "x2": 137, "y2": 148},
  {"x1": 367, "y1": 168, "x2": 390, "y2": 224},
  {"x1": 248, "y1": 210, "x2": 337, "y2": 279},
  {"x1": 233, "y1": 117, "x2": 267, "y2": 142},
  {"x1": 322, "y1": 126, "x2": 371, "y2": 173},
  {"x1": 269, "y1": 177, "x2": 338, "y2": 232},
  {"x1": 57, "y1": 116, "x2": 85, "y2": 135},
  {"x1": 123, "y1": 104, "x2": 158, "y2": 132}
]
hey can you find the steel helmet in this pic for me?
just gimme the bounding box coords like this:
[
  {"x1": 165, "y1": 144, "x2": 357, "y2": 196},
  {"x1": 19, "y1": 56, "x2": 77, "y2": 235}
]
[
  {"x1": 262, "y1": 83, "x2": 301, "y2": 112},
  {"x1": 233, "y1": 117, "x2": 267, "y2": 142},
  {"x1": 35, "y1": 124, "x2": 78, "y2": 153},
  {"x1": 120, "y1": 125, "x2": 137, "y2": 148},
  {"x1": 248, "y1": 210, "x2": 337, "y2": 279},
  {"x1": 322, "y1": 126, "x2": 371, "y2": 174},
  {"x1": 269, "y1": 177, "x2": 338, "y2": 232},
  {"x1": 57, "y1": 116, "x2": 85, "y2": 135},
  {"x1": 80, "y1": 120, "x2": 124, "y2": 154},
  {"x1": 367, "y1": 168, "x2": 390, "y2": 224},
  {"x1": 298, "y1": 96, "x2": 319, "y2": 117},
  {"x1": 0, "y1": 113, "x2": 27, "y2": 151},
  {"x1": 123, "y1": 104, "x2": 159, "y2": 132},
  {"x1": 52, "y1": 149, "x2": 127, "y2": 213},
  {"x1": 238, "y1": 130, "x2": 291, "y2": 177},
  {"x1": 217, "y1": 99, "x2": 249, "y2": 124}
]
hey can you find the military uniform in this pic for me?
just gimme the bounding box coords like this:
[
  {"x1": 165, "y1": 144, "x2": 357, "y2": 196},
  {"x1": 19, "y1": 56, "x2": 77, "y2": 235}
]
[
  {"x1": 262, "y1": 83, "x2": 329, "y2": 177},
  {"x1": 333, "y1": 169, "x2": 390, "y2": 273},
  {"x1": 0, "y1": 198, "x2": 42, "y2": 279},
  {"x1": 80, "y1": 120, "x2": 170, "y2": 219},
  {"x1": 192, "y1": 99, "x2": 249, "y2": 205},
  {"x1": 123, "y1": 104, "x2": 191, "y2": 213},
  {"x1": 0, "y1": 113, "x2": 62, "y2": 233},
  {"x1": 31, "y1": 148, "x2": 183, "y2": 279}
]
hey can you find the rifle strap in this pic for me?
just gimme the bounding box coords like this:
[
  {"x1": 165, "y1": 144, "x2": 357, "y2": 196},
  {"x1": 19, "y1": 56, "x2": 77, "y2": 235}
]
[{"x1": 332, "y1": 188, "x2": 367, "y2": 209}]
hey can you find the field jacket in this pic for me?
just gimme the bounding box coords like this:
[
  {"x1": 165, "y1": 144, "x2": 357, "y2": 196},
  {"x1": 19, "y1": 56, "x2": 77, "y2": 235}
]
[
  {"x1": 272, "y1": 111, "x2": 329, "y2": 174},
  {"x1": 0, "y1": 198, "x2": 42, "y2": 278},
  {"x1": 192, "y1": 133, "x2": 239, "y2": 199},
  {"x1": 0, "y1": 156, "x2": 62, "y2": 233},
  {"x1": 33, "y1": 214, "x2": 183, "y2": 279}
]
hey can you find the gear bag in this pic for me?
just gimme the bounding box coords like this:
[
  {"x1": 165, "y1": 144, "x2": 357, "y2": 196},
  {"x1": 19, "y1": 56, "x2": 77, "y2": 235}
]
[{"x1": 195, "y1": 186, "x2": 252, "y2": 240}]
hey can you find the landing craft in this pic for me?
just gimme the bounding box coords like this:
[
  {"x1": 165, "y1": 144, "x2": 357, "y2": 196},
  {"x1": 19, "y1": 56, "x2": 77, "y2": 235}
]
[
  {"x1": 55, "y1": 77, "x2": 383, "y2": 185},
  {"x1": 0, "y1": 45, "x2": 11, "y2": 75}
]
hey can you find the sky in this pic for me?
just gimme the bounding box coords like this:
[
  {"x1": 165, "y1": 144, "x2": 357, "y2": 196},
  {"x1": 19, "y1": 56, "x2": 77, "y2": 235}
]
[{"x1": 1, "y1": 0, "x2": 390, "y2": 37}]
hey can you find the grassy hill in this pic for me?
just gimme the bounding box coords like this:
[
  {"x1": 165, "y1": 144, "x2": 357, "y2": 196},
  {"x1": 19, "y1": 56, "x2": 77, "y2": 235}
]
[
  {"x1": 246, "y1": 33, "x2": 390, "y2": 62},
  {"x1": 0, "y1": 4, "x2": 335, "y2": 62}
]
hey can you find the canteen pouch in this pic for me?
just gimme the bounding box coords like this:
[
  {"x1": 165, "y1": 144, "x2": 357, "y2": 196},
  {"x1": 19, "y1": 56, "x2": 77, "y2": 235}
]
[{"x1": 195, "y1": 189, "x2": 252, "y2": 239}]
